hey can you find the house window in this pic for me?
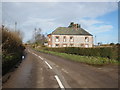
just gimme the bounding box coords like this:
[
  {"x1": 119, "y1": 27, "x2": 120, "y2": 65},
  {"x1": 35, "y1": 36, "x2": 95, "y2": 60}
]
[
  {"x1": 55, "y1": 44, "x2": 59, "y2": 47},
  {"x1": 63, "y1": 36, "x2": 66, "y2": 42},
  {"x1": 70, "y1": 36, "x2": 74, "y2": 42},
  {"x1": 85, "y1": 37, "x2": 89, "y2": 42},
  {"x1": 63, "y1": 44, "x2": 67, "y2": 47},
  {"x1": 55, "y1": 36, "x2": 59, "y2": 42}
]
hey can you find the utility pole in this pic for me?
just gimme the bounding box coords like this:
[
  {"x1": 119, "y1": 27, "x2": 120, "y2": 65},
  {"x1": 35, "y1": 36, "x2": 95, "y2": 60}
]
[{"x1": 15, "y1": 22, "x2": 17, "y2": 31}]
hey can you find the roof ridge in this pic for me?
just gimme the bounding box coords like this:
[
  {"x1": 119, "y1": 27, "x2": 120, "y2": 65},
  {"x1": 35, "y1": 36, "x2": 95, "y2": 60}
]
[{"x1": 51, "y1": 26, "x2": 92, "y2": 36}]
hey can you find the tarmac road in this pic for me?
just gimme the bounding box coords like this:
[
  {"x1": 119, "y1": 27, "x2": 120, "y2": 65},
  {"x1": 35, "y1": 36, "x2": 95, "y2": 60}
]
[{"x1": 3, "y1": 48, "x2": 118, "y2": 89}]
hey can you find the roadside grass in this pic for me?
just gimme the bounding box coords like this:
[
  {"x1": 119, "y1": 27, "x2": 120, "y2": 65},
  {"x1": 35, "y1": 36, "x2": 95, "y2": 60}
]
[{"x1": 35, "y1": 48, "x2": 119, "y2": 66}]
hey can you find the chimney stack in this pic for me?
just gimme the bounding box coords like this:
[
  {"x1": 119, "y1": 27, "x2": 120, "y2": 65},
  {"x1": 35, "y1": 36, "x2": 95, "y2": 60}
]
[{"x1": 68, "y1": 22, "x2": 81, "y2": 29}]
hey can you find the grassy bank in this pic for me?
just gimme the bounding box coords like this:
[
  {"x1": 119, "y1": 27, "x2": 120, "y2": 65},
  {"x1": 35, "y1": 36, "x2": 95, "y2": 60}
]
[{"x1": 35, "y1": 48, "x2": 119, "y2": 66}]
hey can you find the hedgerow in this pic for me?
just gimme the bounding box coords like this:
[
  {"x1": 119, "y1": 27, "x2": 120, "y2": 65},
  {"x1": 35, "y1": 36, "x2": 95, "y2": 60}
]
[
  {"x1": 43, "y1": 47, "x2": 119, "y2": 60},
  {"x1": 1, "y1": 27, "x2": 25, "y2": 75}
]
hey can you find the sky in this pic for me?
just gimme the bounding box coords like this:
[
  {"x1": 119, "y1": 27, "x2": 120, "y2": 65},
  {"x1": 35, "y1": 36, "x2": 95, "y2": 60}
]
[{"x1": 1, "y1": 2, "x2": 118, "y2": 44}]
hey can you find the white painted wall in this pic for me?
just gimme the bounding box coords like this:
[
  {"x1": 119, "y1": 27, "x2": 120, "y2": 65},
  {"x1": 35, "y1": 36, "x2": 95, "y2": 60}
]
[{"x1": 48, "y1": 35, "x2": 93, "y2": 48}]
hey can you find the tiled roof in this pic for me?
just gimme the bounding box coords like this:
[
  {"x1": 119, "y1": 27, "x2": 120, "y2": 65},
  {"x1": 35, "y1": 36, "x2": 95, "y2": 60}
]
[{"x1": 51, "y1": 27, "x2": 92, "y2": 36}]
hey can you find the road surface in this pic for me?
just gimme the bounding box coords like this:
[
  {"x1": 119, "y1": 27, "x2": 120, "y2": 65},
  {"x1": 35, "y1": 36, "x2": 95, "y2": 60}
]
[{"x1": 3, "y1": 48, "x2": 118, "y2": 89}]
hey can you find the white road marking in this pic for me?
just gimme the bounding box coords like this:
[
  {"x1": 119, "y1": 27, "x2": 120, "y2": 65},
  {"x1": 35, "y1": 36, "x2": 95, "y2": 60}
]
[
  {"x1": 35, "y1": 54, "x2": 38, "y2": 56},
  {"x1": 33, "y1": 53, "x2": 38, "y2": 56},
  {"x1": 98, "y1": 68, "x2": 102, "y2": 69},
  {"x1": 45, "y1": 61, "x2": 52, "y2": 69},
  {"x1": 32, "y1": 53, "x2": 43, "y2": 60},
  {"x1": 39, "y1": 56, "x2": 44, "y2": 60},
  {"x1": 55, "y1": 75, "x2": 65, "y2": 90},
  {"x1": 62, "y1": 68, "x2": 69, "y2": 74}
]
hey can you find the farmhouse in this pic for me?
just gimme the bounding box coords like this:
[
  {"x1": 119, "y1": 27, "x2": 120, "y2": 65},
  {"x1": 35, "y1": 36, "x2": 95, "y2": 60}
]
[{"x1": 47, "y1": 22, "x2": 93, "y2": 48}]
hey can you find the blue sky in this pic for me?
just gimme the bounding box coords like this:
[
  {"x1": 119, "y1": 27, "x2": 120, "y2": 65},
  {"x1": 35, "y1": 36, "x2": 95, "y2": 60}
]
[{"x1": 1, "y1": 2, "x2": 118, "y2": 44}]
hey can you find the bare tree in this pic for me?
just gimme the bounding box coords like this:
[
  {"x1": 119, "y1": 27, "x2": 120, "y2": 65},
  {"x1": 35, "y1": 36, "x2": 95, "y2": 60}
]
[{"x1": 32, "y1": 28, "x2": 47, "y2": 46}]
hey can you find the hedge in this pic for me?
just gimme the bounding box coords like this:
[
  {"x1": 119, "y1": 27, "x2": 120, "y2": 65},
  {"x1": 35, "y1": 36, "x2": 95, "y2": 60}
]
[
  {"x1": 2, "y1": 27, "x2": 25, "y2": 75},
  {"x1": 44, "y1": 47, "x2": 119, "y2": 60}
]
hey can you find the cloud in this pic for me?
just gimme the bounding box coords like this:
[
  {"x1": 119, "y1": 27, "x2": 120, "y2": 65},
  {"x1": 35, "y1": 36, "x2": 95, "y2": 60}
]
[
  {"x1": 79, "y1": 19, "x2": 103, "y2": 28},
  {"x1": 78, "y1": 2, "x2": 117, "y2": 18},
  {"x1": 75, "y1": 18, "x2": 113, "y2": 34},
  {"x1": 88, "y1": 25, "x2": 113, "y2": 34},
  {"x1": 2, "y1": 2, "x2": 117, "y2": 23},
  {"x1": 2, "y1": 0, "x2": 119, "y2": 2},
  {"x1": 2, "y1": 2, "x2": 117, "y2": 42},
  {"x1": 20, "y1": 17, "x2": 63, "y2": 42},
  {"x1": 22, "y1": 17, "x2": 62, "y2": 33}
]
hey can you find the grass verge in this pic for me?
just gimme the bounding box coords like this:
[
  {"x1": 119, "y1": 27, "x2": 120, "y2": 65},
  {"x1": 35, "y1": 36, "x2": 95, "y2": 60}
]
[{"x1": 35, "y1": 48, "x2": 119, "y2": 66}]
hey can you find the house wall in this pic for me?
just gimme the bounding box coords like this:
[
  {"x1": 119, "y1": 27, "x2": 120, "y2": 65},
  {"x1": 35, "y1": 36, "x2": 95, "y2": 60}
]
[
  {"x1": 47, "y1": 34, "x2": 52, "y2": 47},
  {"x1": 47, "y1": 35, "x2": 93, "y2": 48}
]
